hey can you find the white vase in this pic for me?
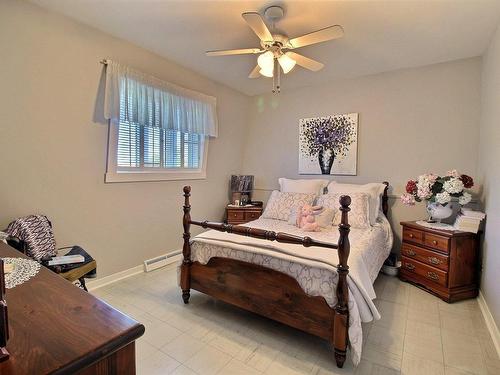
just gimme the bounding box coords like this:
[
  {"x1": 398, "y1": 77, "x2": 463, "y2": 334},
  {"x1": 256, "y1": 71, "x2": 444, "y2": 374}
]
[{"x1": 426, "y1": 202, "x2": 453, "y2": 223}]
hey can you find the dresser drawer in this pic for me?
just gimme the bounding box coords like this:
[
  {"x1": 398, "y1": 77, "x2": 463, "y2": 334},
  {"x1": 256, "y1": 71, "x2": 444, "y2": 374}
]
[
  {"x1": 423, "y1": 233, "x2": 450, "y2": 253},
  {"x1": 244, "y1": 210, "x2": 261, "y2": 221},
  {"x1": 401, "y1": 243, "x2": 449, "y2": 271},
  {"x1": 403, "y1": 227, "x2": 424, "y2": 245},
  {"x1": 227, "y1": 210, "x2": 245, "y2": 221},
  {"x1": 401, "y1": 256, "x2": 448, "y2": 287}
]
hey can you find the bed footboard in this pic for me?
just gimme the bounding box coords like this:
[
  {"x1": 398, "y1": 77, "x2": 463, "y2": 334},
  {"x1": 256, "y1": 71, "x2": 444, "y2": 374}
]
[{"x1": 180, "y1": 186, "x2": 351, "y2": 368}]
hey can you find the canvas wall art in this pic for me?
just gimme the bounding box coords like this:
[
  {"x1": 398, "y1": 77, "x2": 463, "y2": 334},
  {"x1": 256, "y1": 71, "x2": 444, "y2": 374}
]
[{"x1": 299, "y1": 113, "x2": 358, "y2": 175}]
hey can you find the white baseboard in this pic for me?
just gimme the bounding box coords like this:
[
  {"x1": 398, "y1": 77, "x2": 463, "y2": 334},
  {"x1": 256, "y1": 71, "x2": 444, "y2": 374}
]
[
  {"x1": 87, "y1": 250, "x2": 182, "y2": 291},
  {"x1": 478, "y1": 291, "x2": 500, "y2": 357}
]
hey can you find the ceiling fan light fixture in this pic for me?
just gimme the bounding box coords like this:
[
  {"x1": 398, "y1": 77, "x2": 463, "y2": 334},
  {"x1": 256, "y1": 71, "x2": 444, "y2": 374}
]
[
  {"x1": 257, "y1": 51, "x2": 274, "y2": 71},
  {"x1": 278, "y1": 52, "x2": 296, "y2": 74},
  {"x1": 259, "y1": 67, "x2": 274, "y2": 78}
]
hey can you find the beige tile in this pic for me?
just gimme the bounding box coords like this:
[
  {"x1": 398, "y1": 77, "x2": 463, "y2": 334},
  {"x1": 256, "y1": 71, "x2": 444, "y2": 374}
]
[
  {"x1": 407, "y1": 306, "x2": 441, "y2": 327},
  {"x1": 445, "y1": 366, "x2": 476, "y2": 374},
  {"x1": 406, "y1": 320, "x2": 442, "y2": 341},
  {"x1": 362, "y1": 344, "x2": 402, "y2": 371},
  {"x1": 136, "y1": 338, "x2": 157, "y2": 361},
  {"x1": 137, "y1": 349, "x2": 180, "y2": 375},
  {"x1": 366, "y1": 325, "x2": 405, "y2": 356},
  {"x1": 138, "y1": 313, "x2": 183, "y2": 349},
  {"x1": 264, "y1": 357, "x2": 311, "y2": 375},
  {"x1": 373, "y1": 300, "x2": 408, "y2": 334},
  {"x1": 218, "y1": 358, "x2": 264, "y2": 375},
  {"x1": 160, "y1": 333, "x2": 205, "y2": 363},
  {"x1": 404, "y1": 332, "x2": 444, "y2": 363},
  {"x1": 184, "y1": 345, "x2": 232, "y2": 375},
  {"x1": 479, "y1": 335, "x2": 500, "y2": 370},
  {"x1": 408, "y1": 287, "x2": 440, "y2": 312},
  {"x1": 170, "y1": 365, "x2": 198, "y2": 375},
  {"x1": 207, "y1": 327, "x2": 252, "y2": 357},
  {"x1": 440, "y1": 311, "x2": 476, "y2": 337},
  {"x1": 442, "y1": 330, "x2": 487, "y2": 375},
  {"x1": 236, "y1": 342, "x2": 280, "y2": 372},
  {"x1": 381, "y1": 279, "x2": 410, "y2": 305},
  {"x1": 401, "y1": 352, "x2": 445, "y2": 375},
  {"x1": 355, "y1": 359, "x2": 400, "y2": 375}
]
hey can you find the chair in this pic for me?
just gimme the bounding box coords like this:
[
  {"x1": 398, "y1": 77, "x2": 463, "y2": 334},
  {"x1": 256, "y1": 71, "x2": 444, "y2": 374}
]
[{"x1": 5, "y1": 215, "x2": 96, "y2": 291}]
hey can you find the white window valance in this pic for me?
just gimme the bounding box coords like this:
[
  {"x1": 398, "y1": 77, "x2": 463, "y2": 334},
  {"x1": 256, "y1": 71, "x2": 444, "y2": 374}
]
[{"x1": 103, "y1": 60, "x2": 218, "y2": 137}]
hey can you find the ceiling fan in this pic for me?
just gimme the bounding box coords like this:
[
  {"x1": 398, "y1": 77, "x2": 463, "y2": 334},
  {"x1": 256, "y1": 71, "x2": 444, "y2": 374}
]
[{"x1": 206, "y1": 5, "x2": 344, "y2": 93}]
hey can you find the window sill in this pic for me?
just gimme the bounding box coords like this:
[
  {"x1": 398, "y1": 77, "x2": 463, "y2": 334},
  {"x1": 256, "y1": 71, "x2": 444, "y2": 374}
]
[{"x1": 105, "y1": 170, "x2": 207, "y2": 183}]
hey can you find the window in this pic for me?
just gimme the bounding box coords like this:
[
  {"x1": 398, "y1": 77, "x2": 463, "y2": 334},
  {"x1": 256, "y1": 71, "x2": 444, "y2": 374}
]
[
  {"x1": 107, "y1": 121, "x2": 207, "y2": 182},
  {"x1": 105, "y1": 89, "x2": 208, "y2": 183},
  {"x1": 103, "y1": 61, "x2": 217, "y2": 183}
]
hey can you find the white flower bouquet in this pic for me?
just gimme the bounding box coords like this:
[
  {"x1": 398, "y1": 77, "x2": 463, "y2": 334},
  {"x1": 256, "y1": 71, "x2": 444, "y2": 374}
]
[{"x1": 401, "y1": 170, "x2": 474, "y2": 207}]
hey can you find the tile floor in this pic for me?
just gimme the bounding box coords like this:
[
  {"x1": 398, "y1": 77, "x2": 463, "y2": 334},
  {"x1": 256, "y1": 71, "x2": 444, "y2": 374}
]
[{"x1": 91, "y1": 264, "x2": 499, "y2": 375}]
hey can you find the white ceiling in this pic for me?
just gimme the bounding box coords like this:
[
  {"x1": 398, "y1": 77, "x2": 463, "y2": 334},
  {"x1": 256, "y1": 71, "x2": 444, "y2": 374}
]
[{"x1": 32, "y1": 0, "x2": 500, "y2": 96}]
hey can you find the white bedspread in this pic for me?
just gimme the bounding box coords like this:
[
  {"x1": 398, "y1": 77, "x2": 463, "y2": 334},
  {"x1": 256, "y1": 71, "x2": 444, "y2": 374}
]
[{"x1": 189, "y1": 216, "x2": 393, "y2": 365}]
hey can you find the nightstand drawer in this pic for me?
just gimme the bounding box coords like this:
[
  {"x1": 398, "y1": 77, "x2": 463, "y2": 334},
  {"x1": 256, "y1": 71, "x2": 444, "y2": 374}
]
[
  {"x1": 245, "y1": 211, "x2": 260, "y2": 221},
  {"x1": 227, "y1": 210, "x2": 245, "y2": 221},
  {"x1": 424, "y1": 233, "x2": 450, "y2": 253},
  {"x1": 401, "y1": 243, "x2": 449, "y2": 271},
  {"x1": 403, "y1": 227, "x2": 424, "y2": 245},
  {"x1": 401, "y1": 257, "x2": 448, "y2": 287}
]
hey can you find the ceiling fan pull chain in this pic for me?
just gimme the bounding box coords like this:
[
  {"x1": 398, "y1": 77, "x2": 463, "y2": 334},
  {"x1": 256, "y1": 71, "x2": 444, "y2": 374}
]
[{"x1": 277, "y1": 59, "x2": 281, "y2": 93}]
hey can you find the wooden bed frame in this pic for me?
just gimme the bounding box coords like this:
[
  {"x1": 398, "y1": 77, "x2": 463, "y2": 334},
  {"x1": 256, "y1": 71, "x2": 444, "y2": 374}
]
[{"x1": 180, "y1": 182, "x2": 389, "y2": 368}]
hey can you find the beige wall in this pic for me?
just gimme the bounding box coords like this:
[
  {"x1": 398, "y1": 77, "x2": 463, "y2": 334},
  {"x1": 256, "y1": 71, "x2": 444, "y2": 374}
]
[
  {"x1": 242, "y1": 58, "x2": 482, "y2": 250},
  {"x1": 478, "y1": 24, "x2": 500, "y2": 325},
  {"x1": 0, "y1": 0, "x2": 250, "y2": 277}
]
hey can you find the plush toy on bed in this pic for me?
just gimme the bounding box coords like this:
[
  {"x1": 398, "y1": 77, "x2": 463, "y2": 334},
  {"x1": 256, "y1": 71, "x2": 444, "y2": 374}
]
[{"x1": 296, "y1": 204, "x2": 323, "y2": 232}]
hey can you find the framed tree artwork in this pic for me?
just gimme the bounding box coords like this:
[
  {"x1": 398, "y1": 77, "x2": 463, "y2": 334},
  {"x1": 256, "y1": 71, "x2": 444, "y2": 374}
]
[{"x1": 299, "y1": 113, "x2": 358, "y2": 175}]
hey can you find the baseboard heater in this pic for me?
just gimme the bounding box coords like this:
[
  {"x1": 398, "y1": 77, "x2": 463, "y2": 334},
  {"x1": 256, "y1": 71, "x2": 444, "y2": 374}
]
[{"x1": 143, "y1": 250, "x2": 182, "y2": 272}]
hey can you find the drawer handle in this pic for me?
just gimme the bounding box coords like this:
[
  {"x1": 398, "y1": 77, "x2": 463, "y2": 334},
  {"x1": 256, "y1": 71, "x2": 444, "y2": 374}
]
[
  {"x1": 427, "y1": 272, "x2": 439, "y2": 281},
  {"x1": 409, "y1": 233, "x2": 414, "y2": 238},
  {"x1": 405, "y1": 249, "x2": 416, "y2": 256},
  {"x1": 428, "y1": 257, "x2": 442, "y2": 265},
  {"x1": 405, "y1": 263, "x2": 415, "y2": 271},
  {"x1": 432, "y1": 240, "x2": 438, "y2": 245}
]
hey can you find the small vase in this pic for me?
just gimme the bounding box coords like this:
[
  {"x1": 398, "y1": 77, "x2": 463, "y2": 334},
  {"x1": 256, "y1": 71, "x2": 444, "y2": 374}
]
[
  {"x1": 318, "y1": 148, "x2": 335, "y2": 175},
  {"x1": 426, "y1": 202, "x2": 453, "y2": 223}
]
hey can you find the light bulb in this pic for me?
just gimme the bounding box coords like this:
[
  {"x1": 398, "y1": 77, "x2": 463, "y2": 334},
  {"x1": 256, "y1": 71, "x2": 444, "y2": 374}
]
[
  {"x1": 257, "y1": 51, "x2": 274, "y2": 71},
  {"x1": 278, "y1": 52, "x2": 296, "y2": 74},
  {"x1": 259, "y1": 67, "x2": 274, "y2": 78}
]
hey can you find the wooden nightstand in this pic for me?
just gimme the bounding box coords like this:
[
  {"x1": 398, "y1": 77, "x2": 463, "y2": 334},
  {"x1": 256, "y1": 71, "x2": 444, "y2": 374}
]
[
  {"x1": 399, "y1": 221, "x2": 480, "y2": 303},
  {"x1": 226, "y1": 206, "x2": 263, "y2": 225}
]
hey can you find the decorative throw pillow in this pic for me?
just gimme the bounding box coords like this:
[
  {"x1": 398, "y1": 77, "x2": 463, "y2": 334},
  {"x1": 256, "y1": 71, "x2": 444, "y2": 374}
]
[
  {"x1": 326, "y1": 182, "x2": 386, "y2": 225},
  {"x1": 317, "y1": 192, "x2": 370, "y2": 229},
  {"x1": 315, "y1": 207, "x2": 335, "y2": 228},
  {"x1": 278, "y1": 178, "x2": 329, "y2": 196},
  {"x1": 262, "y1": 191, "x2": 316, "y2": 221}
]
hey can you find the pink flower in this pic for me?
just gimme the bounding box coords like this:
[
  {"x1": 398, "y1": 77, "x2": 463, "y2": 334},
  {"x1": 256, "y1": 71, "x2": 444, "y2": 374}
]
[
  {"x1": 447, "y1": 169, "x2": 460, "y2": 178},
  {"x1": 417, "y1": 185, "x2": 432, "y2": 200},
  {"x1": 426, "y1": 173, "x2": 438, "y2": 183},
  {"x1": 401, "y1": 193, "x2": 416, "y2": 206}
]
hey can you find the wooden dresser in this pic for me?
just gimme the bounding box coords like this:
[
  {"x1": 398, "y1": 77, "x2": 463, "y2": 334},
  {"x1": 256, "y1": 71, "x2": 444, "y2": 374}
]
[
  {"x1": 399, "y1": 221, "x2": 480, "y2": 302},
  {"x1": 0, "y1": 241, "x2": 145, "y2": 374},
  {"x1": 226, "y1": 206, "x2": 263, "y2": 225}
]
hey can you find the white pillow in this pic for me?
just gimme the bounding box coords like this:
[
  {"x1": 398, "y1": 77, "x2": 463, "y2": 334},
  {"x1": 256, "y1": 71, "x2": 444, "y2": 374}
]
[
  {"x1": 278, "y1": 178, "x2": 329, "y2": 196},
  {"x1": 315, "y1": 208, "x2": 335, "y2": 228},
  {"x1": 262, "y1": 191, "x2": 316, "y2": 221},
  {"x1": 318, "y1": 192, "x2": 371, "y2": 229},
  {"x1": 326, "y1": 182, "x2": 386, "y2": 225}
]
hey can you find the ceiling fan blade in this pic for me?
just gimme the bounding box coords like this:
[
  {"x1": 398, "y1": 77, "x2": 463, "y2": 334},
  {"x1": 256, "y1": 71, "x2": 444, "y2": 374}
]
[
  {"x1": 206, "y1": 48, "x2": 262, "y2": 57},
  {"x1": 242, "y1": 12, "x2": 273, "y2": 42},
  {"x1": 248, "y1": 65, "x2": 261, "y2": 78},
  {"x1": 289, "y1": 25, "x2": 344, "y2": 49},
  {"x1": 286, "y1": 52, "x2": 324, "y2": 72}
]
